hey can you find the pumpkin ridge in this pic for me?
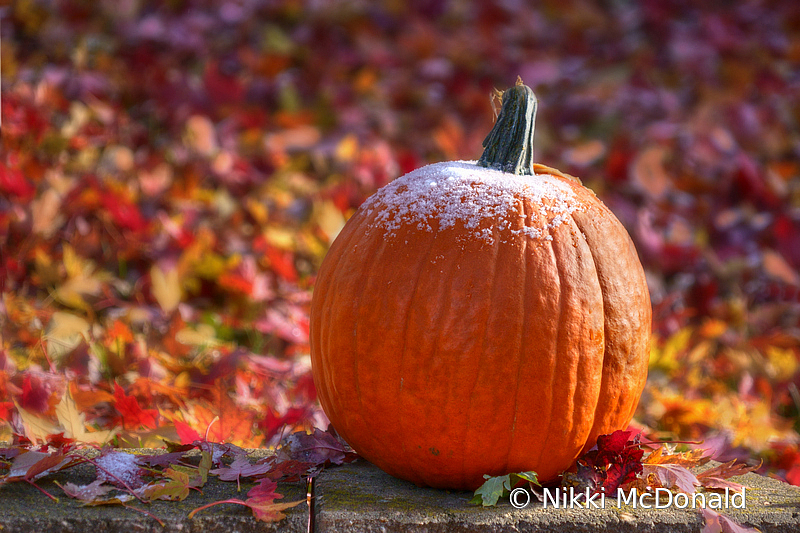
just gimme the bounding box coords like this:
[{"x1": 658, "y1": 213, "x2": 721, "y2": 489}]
[
  {"x1": 396, "y1": 224, "x2": 447, "y2": 486},
  {"x1": 561, "y1": 214, "x2": 605, "y2": 456},
  {"x1": 427, "y1": 242, "x2": 463, "y2": 487},
  {"x1": 461, "y1": 226, "x2": 501, "y2": 486},
  {"x1": 569, "y1": 206, "x2": 650, "y2": 447},
  {"x1": 312, "y1": 214, "x2": 365, "y2": 426},
  {"x1": 573, "y1": 210, "x2": 608, "y2": 448},
  {"x1": 505, "y1": 197, "x2": 529, "y2": 476},
  {"x1": 325, "y1": 219, "x2": 375, "y2": 442},
  {"x1": 535, "y1": 223, "x2": 578, "y2": 474},
  {"x1": 524, "y1": 227, "x2": 560, "y2": 472},
  {"x1": 570, "y1": 210, "x2": 613, "y2": 447},
  {"x1": 351, "y1": 225, "x2": 391, "y2": 454}
]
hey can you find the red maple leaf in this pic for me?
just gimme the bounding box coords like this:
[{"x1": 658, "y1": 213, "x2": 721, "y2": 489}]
[
  {"x1": 258, "y1": 407, "x2": 308, "y2": 441},
  {"x1": 174, "y1": 419, "x2": 202, "y2": 445},
  {"x1": 99, "y1": 187, "x2": 148, "y2": 234},
  {"x1": 0, "y1": 161, "x2": 36, "y2": 201},
  {"x1": 18, "y1": 374, "x2": 54, "y2": 414},
  {"x1": 0, "y1": 401, "x2": 13, "y2": 422},
  {"x1": 574, "y1": 430, "x2": 644, "y2": 495},
  {"x1": 188, "y1": 478, "x2": 302, "y2": 523},
  {"x1": 113, "y1": 383, "x2": 159, "y2": 430},
  {"x1": 245, "y1": 479, "x2": 303, "y2": 522}
]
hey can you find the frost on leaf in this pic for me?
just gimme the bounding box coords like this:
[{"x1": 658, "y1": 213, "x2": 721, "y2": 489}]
[
  {"x1": 58, "y1": 480, "x2": 115, "y2": 502},
  {"x1": 210, "y1": 453, "x2": 274, "y2": 481},
  {"x1": 94, "y1": 450, "x2": 146, "y2": 489}
]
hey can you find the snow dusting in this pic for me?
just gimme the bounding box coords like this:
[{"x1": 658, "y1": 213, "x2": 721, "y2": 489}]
[
  {"x1": 95, "y1": 451, "x2": 144, "y2": 488},
  {"x1": 362, "y1": 161, "x2": 583, "y2": 243}
]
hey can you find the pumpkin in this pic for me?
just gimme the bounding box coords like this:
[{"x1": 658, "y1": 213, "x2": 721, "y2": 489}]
[{"x1": 310, "y1": 79, "x2": 651, "y2": 490}]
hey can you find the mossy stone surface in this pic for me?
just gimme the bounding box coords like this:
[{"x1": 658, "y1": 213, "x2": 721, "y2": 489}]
[
  {"x1": 315, "y1": 459, "x2": 800, "y2": 533},
  {"x1": 3, "y1": 450, "x2": 800, "y2": 532},
  {"x1": 0, "y1": 448, "x2": 307, "y2": 533}
]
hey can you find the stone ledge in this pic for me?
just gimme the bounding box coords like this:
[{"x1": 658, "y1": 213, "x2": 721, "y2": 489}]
[
  {"x1": 315, "y1": 461, "x2": 800, "y2": 533},
  {"x1": 1, "y1": 451, "x2": 799, "y2": 532},
  {"x1": 0, "y1": 450, "x2": 307, "y2": 533}
]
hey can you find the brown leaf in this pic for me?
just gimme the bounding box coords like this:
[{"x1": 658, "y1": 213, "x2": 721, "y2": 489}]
[{"x1": 696, "y1": 460, "x2": 760, "y2": 491}]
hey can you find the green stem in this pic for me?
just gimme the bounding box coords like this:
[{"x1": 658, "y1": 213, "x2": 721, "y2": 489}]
[{"x1": 477, "y1": 79, "x2": 538, "y2": 175}]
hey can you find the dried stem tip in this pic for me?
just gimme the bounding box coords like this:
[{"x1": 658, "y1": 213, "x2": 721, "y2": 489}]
[{"x1": 477, "y1": 79, "x2": 538, "y2": 176}]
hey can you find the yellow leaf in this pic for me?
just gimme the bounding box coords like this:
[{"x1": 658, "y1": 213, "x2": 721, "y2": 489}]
[
  {"x1": 315, "y1": 201, "x2": 345, "y2": 244},
  {"x1": 45, "y1": 311, "x2": 90, "y2": 360},
  {"x1": 55, "y1": 389, "x2": 116, "y2": 444},
  {"x1": 55, "y1": 388, "x2": 86, "y2": 439},
  {"x1": 14, "y1": 402, "x2": 61, "y2": 444},
  {"x1": 263, "y1": 227, "x2": 296, "y2": 250},
  {"x1": 55, "y1": 244, "x2": 110, "y2": 312},
  {"x1": 192, "y1": 252, "x2": 227, "y2": 280},
  {"x1": 649, "y1": 327, "x2": 693, "y2": 373},
  {"x1": 245, "y1": 197, "x2": 269, "y2": 225},
  {"x1": 143, "y1": 468, "x2": 191, "y2": 501},
  {"x1": 175, "y1": 324, "x2": 220, "y2": 347},
  {"x1": 766, "y1": 345, "x2": 799, "y2": 381},
  {"x1": 335, "y1": 134, "x2": 358, "y2": 162},
  {"x1": 34, "y1": 247, "x2": 60, "y2": 286},
  {"x1": 150, "y1": 264, "x2": 182, "y2": 313},
  {"x1": 62, "y1": 243, "x2": 82, "y2": 279}
]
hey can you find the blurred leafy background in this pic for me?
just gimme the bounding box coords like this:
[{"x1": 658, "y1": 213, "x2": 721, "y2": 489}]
[{"x1": 1, "y1": 0, "x2": 799, "y2": 483}]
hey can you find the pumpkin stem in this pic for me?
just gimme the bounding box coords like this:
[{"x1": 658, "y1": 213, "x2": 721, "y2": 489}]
[{"x1": 477, "y1": 78, "x2": 538, "y2": 175}]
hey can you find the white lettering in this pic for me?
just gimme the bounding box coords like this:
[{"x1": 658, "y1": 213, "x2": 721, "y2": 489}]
[
  {"x1": 692, "y1": 492, "x2": 706, "y2": 509},
  {"x1": 655, "y1": 488, "x2": 672, "y2": 508},
  {"x1": 729, "y1": 487, "x2": 746, "y2": 509},
  {"x1": 639, "y1": 490, "x2": 652, "y2": 509},
  {"x1": 542, "y1": 488, "x2": 560, "y2": 508},
  {"x1": 708, "y1": 492, "x2": 723, "y2": 509},
  {"x1": 617, "y1": 488, "x2": 637, "y2": 508},
  {"x1": 584, "y1": 488, "x2": 604, "y2": 509},
  {"x1": 673, "y1": 492, "x2": 689, "y2": 509},
  {"x1": 568, "y1": 487, "x2": 582, "y2": 508}
]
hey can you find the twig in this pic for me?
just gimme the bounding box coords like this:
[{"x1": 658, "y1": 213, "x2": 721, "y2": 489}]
[
  {"x1": 121, "y1": 503, "x2": 166, "y2": 527},
  {"x1": 306, "y1": 475, "x2": 314, "y2": 533},
  {"x1": 26, "y1": 479, "x2": 59, "y2": 502}
]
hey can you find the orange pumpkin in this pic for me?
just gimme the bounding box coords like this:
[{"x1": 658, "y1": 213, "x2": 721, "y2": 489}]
[{"x1": 310, "y1": 80, "x2": 651, "y2": 490}]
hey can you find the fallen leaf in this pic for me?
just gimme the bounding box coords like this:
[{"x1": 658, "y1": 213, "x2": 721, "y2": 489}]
[
  {"x1": 696, "y1": 460, "x2": 760, "y2": 491},
  {"x1": 150, "y1": 264, "x2": 182, "y2": 313},
  {"x1": 56, "y1": 388, "x2": 116, "y2": 444},
  {"x1": 642, "y1": 463, "x2": 699, "y2": 493},
  {"x1": 701, "y1": 508, "x2": 761, "y2": 533},
  {"x1": 57, "y1": 480, "x2": 115, "y2": 501}
]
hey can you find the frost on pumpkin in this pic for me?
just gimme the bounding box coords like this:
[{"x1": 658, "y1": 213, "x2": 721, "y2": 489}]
[{"x1": 362, "y1": 161, "x2": 583, "y2": 244}]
